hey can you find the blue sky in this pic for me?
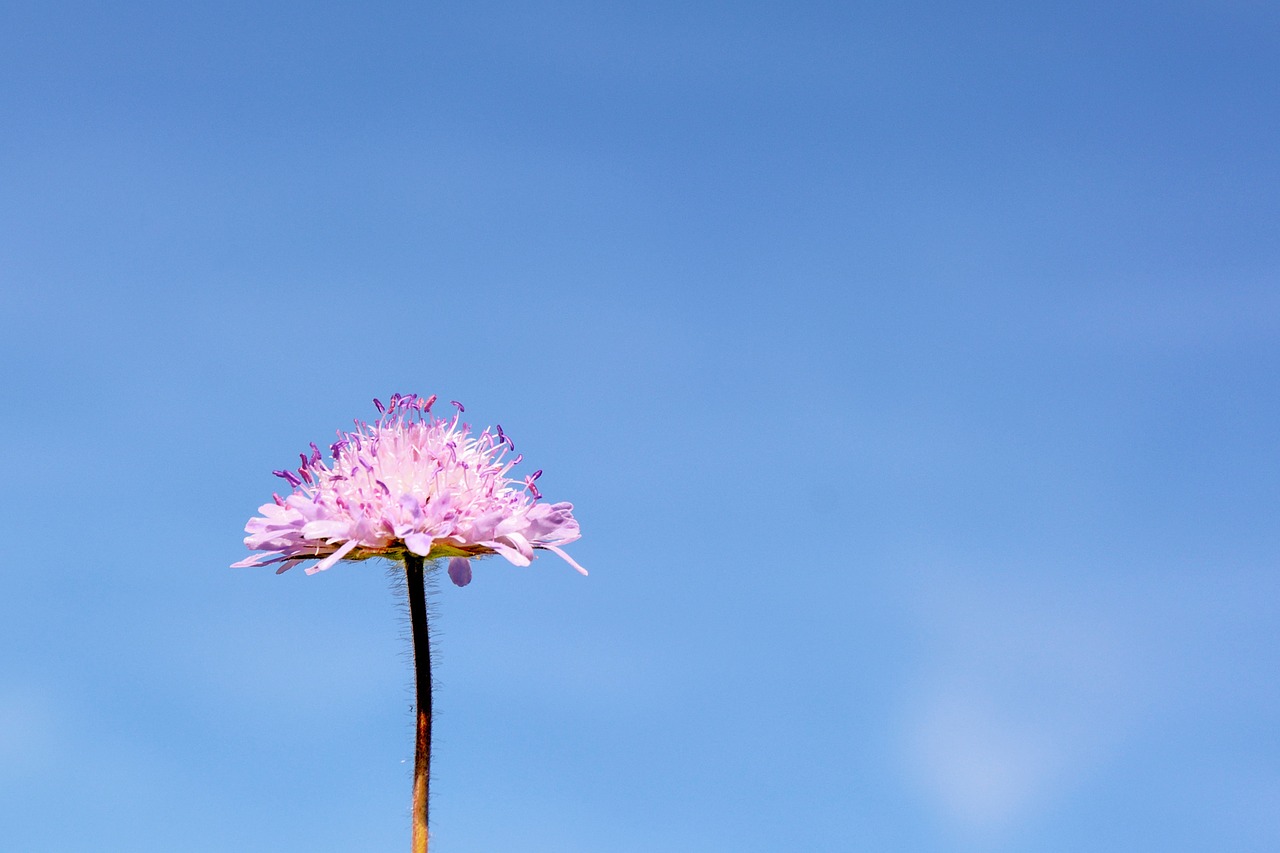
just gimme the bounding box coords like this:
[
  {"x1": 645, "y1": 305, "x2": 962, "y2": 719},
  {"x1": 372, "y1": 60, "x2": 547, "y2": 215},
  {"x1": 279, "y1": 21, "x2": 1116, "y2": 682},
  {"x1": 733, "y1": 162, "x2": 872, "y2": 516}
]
[{"x1": 2, "y1": 2, "x2": 1278, "y2": 850}]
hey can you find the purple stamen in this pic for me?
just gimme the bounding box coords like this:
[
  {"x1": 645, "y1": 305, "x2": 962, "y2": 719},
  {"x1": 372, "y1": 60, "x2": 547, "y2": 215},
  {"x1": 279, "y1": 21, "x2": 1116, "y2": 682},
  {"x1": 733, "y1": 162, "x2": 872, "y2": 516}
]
[
  {"x1": 523, "y1": 472, "x2": 543, "y2": 498},
  {"x1": 373, "y1": 398, "x2": 385, "y2": 414},
  {"x1": 450, "y1": 400, "x2": 465, "y2": 412},
  {"x1": 273, "y1": 469, "x2": 303, "y2": 488},
  {"x1": 422, "y1": 395, "x2": 437, "y2": 411}
]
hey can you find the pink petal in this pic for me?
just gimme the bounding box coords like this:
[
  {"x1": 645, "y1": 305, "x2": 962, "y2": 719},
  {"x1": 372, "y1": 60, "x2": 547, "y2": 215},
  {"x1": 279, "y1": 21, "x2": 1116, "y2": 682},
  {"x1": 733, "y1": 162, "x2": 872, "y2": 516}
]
[
  {"x1": 485, "y1": 540, "x2": 532, "y2": 567},
  {"x1": 540, "y1": 543, "x2": 589, "y2": 576},
  {"x1": 305, "y1": 539, "x2": 359, "y2": 574},
  {"x1": 404, "y1": 533, "x2": 434, "y2": 556},
  {"x1": 302, "y1": 519, "x2": 350, "y2": 540},
  {"x1": 232, "y1": 552, "x2": 299, "y2": 568},
  {"x1": 447, "y1": 557, "x2": 472, "y2": 587}
]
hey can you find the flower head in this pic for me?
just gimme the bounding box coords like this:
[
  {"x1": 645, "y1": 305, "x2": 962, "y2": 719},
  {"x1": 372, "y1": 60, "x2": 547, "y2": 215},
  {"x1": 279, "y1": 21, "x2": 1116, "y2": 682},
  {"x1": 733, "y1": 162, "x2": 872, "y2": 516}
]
[{"x1": 232, "y1": 394, "x2": 585, "y2": 586}]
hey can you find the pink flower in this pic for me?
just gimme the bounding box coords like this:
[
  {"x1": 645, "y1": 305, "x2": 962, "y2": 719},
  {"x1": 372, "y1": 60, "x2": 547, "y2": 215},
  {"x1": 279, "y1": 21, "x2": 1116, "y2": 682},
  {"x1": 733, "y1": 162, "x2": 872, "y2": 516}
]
[{"x1": 232, "y1": 394, "x2": 585, "y2": 585}]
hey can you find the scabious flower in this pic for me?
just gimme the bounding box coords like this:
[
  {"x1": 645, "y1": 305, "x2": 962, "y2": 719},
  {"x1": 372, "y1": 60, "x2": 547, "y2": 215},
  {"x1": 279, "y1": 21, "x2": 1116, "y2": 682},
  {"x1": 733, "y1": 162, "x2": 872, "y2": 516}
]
[{"x1": 232, "y1": 393, "x2": 585, "y2": 586}]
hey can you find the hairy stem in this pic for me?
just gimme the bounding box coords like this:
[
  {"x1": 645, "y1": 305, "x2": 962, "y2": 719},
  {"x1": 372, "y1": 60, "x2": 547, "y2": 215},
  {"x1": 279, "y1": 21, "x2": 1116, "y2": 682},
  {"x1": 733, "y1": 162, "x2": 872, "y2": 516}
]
[{"x1": 405, "y1": 554, "x2": 432, "y2": 853}]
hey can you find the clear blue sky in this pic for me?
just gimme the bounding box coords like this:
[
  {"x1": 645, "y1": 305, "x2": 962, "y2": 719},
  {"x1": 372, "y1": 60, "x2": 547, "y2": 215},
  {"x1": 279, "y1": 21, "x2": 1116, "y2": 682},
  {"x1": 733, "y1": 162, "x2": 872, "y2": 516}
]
[{"x1": 2, "y1": 2, "x2": 1278, "y2": 851}]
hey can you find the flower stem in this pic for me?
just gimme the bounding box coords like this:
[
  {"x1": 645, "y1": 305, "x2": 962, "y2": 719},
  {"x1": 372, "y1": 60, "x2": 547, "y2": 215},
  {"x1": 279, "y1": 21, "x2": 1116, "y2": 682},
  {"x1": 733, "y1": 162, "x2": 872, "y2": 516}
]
[{"x1": 405, "y1": 553, "x2": 432, "y2": 853}]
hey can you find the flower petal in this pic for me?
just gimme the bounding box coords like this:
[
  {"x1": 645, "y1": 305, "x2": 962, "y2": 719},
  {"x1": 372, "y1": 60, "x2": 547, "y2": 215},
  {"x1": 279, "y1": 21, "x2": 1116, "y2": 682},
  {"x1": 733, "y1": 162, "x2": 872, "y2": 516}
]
[
  {"x1": 404, "y1": 532, "x2": 435, "y2": 556},
  {"x1": 447, "y1": 557, "x2": 472, "y2": 587},
  {"x1": 539, "y1": 543, "x2": 589, "y2": 576},
  {"x1": 305, "y1": 539, "x2": 359, "y2": 574},
  {"x1": 302, "y1": 519, "x2": 350, "y2": 541},
  {"x1": 232, "y1": 552, "x2": 299, "y2": 568},
  {"x1": 485, "y1": 540, "x2": 532, "y2": 567}
]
